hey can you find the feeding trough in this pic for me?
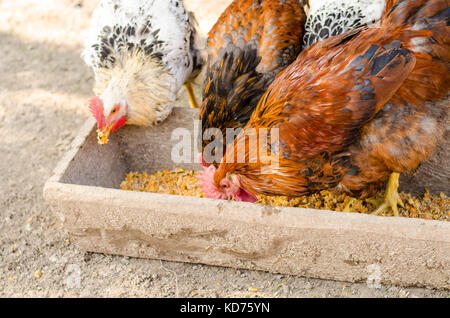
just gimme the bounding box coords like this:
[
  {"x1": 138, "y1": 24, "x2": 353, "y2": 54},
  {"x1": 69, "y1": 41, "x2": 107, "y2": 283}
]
[{"x1": 44, "y1": 107, "x2": 450, "y2": 290}]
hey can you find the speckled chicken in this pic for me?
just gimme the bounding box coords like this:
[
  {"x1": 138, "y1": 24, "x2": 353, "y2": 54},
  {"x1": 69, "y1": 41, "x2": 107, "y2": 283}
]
[
  {"x1": 303, "y1": 0, "x2": 385, "y2": 48},
  {"x1": 199, "y1": 0, "x2": 306, "y2": 165},
  {"x1": 199, "y1": 0, "x2": 450, "y2": 213},
  {"x1": 82, "y1": 0, "x2": 203, "y2": 144}
]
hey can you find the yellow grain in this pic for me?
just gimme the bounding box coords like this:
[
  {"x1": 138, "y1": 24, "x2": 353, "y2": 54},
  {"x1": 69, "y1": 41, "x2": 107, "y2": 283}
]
[{"x1": 121, "y1": 169, "x2": 449, "y2": 221}]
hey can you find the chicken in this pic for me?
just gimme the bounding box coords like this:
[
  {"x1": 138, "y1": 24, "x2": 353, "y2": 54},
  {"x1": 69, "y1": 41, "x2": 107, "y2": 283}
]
[
  {"x1": 199, "y1": 0, "x2": 306, "y2": 166},
  {"x1": 82, "y1": 0, "x2": 203, "y2": 144},
  {"x1": 303, "y1": 0, "x2": 385, "y2": 48},
  {"x1": 199, "y1": 0, "x2": 450, "y2": 212},
  {"x1": 337, "y1": 0, "x2": 450, "y2": 215}
]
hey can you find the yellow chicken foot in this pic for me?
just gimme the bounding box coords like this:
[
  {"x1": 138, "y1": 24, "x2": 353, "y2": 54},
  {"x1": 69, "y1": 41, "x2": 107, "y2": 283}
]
[
  {"x1": 185, "y1": 82, "x2": 199, "y2": 109},
  {"x1": 369, "y1": 172, "x2": 404, "y2": 217}
]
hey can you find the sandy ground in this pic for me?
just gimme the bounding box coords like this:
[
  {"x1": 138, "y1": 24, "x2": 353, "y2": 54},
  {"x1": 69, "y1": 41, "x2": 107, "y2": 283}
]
[{"x1": 0, "y1": 0, "x2": 449, "y2": 298}]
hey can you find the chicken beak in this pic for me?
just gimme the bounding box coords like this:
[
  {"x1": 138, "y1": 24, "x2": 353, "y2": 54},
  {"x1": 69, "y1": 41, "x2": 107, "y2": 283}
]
[{"x1": 96, "y1": 124, "x2": 113, "y2": 145}]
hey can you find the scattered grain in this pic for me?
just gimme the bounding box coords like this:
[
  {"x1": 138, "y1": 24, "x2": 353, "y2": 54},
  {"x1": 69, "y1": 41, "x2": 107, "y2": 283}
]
[{"x1": 121, "y1": 169, "x2": 449, "y2": 221}]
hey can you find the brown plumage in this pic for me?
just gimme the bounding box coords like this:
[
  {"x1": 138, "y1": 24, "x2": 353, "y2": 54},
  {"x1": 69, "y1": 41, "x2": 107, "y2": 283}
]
[
  {"x1": 340, "y1": 101, "x2": 446, "y2": 198},
  {"x1": 339, "y1": 0, "x2": 450, "y2": 199},
  {"x1": 382, "y1": 0, "x2": 450, "y2": 106},
  {"x1": 199, "y1": 0, "x2": 306, "y2": 164},
  {"x1": 202, "y1": 0, "x2": 449, "y2": 205}
]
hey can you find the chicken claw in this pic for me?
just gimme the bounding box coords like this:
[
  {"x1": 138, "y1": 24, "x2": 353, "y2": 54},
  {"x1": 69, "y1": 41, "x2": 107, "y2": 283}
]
[{"x1": 369, "y1": 173, "x2": 404, "y2": 217}]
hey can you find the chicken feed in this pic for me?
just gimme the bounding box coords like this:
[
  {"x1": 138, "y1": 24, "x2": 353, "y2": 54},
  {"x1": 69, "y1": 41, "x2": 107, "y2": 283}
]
[{"x1": 121, "y1": 168, "x2": 449, "y2": 221}]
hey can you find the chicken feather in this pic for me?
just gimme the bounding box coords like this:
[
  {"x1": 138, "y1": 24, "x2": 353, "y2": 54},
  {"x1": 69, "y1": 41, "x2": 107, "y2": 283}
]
[
  {"x1": 201, "y1": 0, "x2": 449, "y2": 201},
  {"x1": 200, "y1": 0, "x2": 306, "y2": 164},
  {"x1": 83, "y1": 0, "x2": 203, "y2": 143}
]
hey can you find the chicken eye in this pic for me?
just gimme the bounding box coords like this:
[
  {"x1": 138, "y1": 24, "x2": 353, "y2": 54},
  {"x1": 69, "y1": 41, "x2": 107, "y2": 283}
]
[
  {"x1": 221, "y1": 184, "x2": 229, "y2": 189},
  {"x1": 111, "y1": 108, "x2": 117, "y2": 114}
]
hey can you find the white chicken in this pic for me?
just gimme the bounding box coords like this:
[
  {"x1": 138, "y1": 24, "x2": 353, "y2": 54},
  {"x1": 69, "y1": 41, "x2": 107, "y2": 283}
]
[
  {"x1": 303, "y1": 0, "x2": 385, "y2": 48},
  {"x1": 82, "y1": 0, "x2": 203, "y2": 144}
]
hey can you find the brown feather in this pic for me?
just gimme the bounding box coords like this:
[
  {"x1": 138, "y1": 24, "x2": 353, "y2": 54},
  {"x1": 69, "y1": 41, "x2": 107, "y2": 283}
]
[
  {"x1": 200, "y1": 0, "x2": 306, "y2": 164},
  {"x1": 213, "y1": 0, "x2": 449, "y2": 199}
]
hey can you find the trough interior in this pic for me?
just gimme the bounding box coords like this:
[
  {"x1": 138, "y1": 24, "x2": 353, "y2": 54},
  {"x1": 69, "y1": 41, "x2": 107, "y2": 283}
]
[
  {"x1": 52, "y1": 109, "x2": 450, "y2": 291},
  {"x1": 60, "y1": 107, "x2": 449, "y2": 196},
  {"x1": 60, "y1": 108, "x2": 201, "y2": 189}
]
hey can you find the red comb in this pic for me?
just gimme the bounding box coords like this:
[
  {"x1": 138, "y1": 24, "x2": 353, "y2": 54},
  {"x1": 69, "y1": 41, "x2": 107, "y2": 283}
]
[
  {"x1": 197, "y1": 164, "x2": 227, "y2": 200},
  {"x1": 88, "y1": 97, "x2": 106, "y2": 130},
  {"x1": 197, "y1": 163, "x2": 257, "y2": 202}
]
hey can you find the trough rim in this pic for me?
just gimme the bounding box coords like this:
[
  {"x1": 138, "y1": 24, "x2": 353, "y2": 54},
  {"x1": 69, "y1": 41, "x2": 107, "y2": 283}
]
[
  {"x1": 43, "y1": 114, "x2": 450, "y2": 241},
  {"x1": 42, "y1": 112, "x2": 450, "y2": 290}
]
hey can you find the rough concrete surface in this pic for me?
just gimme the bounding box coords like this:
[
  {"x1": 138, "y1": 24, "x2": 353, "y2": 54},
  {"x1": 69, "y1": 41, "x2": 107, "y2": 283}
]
[
  {"x1": 1, "y1": 0, "x2": 449, "y2": 298},
  {"x1": 44, "y1": 110, "x2": 450, "y2": 289}
]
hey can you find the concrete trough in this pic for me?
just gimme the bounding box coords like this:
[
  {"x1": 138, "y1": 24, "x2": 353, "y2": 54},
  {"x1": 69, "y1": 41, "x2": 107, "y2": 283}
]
[{"x1": 44, "y1": 108, "x2": 450, "y2": 290}]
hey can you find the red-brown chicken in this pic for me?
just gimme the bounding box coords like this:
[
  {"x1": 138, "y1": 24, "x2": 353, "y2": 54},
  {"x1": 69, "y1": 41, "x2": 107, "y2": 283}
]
[
  {"x1": 199, "y1": 0, "x2": 450, "y2": 214},
  {"x1": 199, "y1": 0, "x2": 306, "y2": 166}
]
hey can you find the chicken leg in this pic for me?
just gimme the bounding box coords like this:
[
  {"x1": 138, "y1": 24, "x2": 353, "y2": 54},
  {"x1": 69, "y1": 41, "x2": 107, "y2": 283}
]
[
  {"x1": 185, "y1": 82, "x2": 199, "y2": 109},
  {"x1": 368, "y1": 172, "x2": 404, "y2": 217}
]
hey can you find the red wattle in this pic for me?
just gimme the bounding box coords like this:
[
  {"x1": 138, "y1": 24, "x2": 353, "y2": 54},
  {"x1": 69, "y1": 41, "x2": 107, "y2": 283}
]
[
  {"x1": 197, "y1": 153, "x2": 210, "y2": 168},
  {"x1": 111, "y1": 116, "x2": 127, "y2": 132},
  {"x1": 232, "y1": 175, "x2": 257, "y2": 202}
]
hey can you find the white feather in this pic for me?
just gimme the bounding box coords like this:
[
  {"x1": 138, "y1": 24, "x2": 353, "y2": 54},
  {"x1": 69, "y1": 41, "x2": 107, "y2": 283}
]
[
  {"x1": 304, "y1": 0, "x2": 385, "y2": 47},
  {"x1": 82, "y1": 0, "x2": 202, "y2": 126},
  {"x1": 83, "y1": 0, "x2": 196, "y2": 87}
]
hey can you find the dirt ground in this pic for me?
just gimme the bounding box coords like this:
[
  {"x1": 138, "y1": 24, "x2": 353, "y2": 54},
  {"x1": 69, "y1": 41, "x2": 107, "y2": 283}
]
[{"x1": 0, "y1": 0, "x2": 449, "y2": 298}]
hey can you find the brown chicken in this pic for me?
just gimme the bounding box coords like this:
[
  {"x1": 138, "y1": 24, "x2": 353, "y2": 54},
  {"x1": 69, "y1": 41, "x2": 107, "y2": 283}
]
[
  {"x1": 199, "y1": 0, "x2": 306, "y2": 166},
  {"x1": 199, "y1": 0, "x2": 450, "y2": 214}
]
